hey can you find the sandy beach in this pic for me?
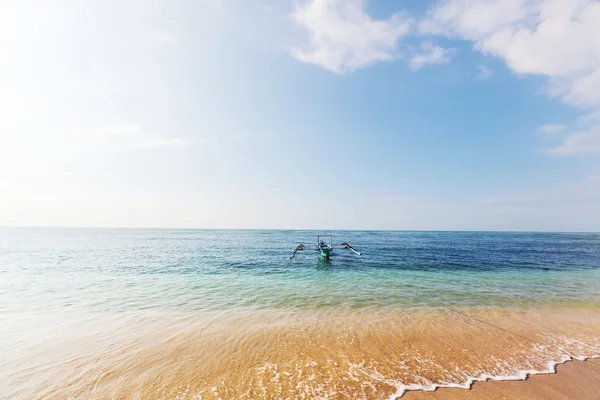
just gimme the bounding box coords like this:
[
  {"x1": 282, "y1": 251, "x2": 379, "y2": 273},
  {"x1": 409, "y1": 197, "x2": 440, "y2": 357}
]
[
  {"x1": 2, "y1": 307, "x2": 599, "y2": 399},
  {"x1": 404, "y1": 359, "x2": 600, "y2": 400}
]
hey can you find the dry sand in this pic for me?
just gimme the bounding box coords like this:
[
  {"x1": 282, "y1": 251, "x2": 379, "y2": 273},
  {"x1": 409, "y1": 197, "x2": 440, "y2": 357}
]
[{"x1": 403, "y1": 358, "x2": 600, "y2": 400}]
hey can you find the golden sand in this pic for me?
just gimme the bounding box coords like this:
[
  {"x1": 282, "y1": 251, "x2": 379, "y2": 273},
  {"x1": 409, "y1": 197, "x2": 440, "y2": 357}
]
[
  {"x1": 403, "y1": 359, "x2": 600, "y2": 400},
  {"x1": 2, "y1": 308, "x2": 599, "y2": 399}
]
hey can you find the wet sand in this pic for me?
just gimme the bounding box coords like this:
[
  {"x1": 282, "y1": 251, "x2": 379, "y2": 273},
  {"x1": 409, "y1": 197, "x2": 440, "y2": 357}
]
[
  {"x1": 2, "y1": 308, "x2": 599, "y2": 399},
  {"x1": 403, "y1": 358, "x2": 600, "y2": 399}
]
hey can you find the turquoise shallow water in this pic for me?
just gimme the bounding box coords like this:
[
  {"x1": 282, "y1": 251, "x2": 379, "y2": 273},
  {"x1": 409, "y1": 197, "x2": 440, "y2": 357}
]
[{"x1": 2, "y1": 228, "x2": 600, "y2": 314}]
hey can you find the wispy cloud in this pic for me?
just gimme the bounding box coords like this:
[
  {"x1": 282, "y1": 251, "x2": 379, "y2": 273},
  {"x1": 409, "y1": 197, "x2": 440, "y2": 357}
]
[
  {"x1": 409, "y1": 42, "x2": 453, "y2": 70},
  {"x1": 379, "y1": 186, "x2": 600, "y2": 212},
  {"x1": 543, "y1": 112, "x2": 600, "y2": 156},
  {"x1": 545, "y1": 126, "x2": 600, "y2": 156},
  {"x1": 475, "y1": 65, "x2": 493, "y2": 80},
  {"x1": 375, "y1": 195, "x2": 434, "y2": 203},
  {"x1": 475, "y1": 187, "x2": 600, "y2": 209},
  {"x1": 289, "y1": 0, "x2": 412, "y2": 74},
  {"x1": 539, "y1": 124, "x2": 567, "y2": 134}
]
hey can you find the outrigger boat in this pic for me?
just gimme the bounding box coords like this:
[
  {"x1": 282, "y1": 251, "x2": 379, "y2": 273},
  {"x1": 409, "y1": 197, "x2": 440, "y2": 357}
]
[{"x1": 290, "y1": 235, "x2": 362, "y2": 259}]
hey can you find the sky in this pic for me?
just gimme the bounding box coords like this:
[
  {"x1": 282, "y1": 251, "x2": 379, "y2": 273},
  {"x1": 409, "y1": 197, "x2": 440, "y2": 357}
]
[{"x1": 1, "y1": 0, "x2": 599, "y2": 231}]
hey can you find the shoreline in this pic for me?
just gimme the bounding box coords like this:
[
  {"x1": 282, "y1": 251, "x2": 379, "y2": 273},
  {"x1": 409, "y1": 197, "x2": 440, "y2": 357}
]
[
  {"x1": 3, "y1": 307, "x2": 599, "y2": 399},
  {"x1": 402, "y1": 358, "x2": 600, "y2": 399}
]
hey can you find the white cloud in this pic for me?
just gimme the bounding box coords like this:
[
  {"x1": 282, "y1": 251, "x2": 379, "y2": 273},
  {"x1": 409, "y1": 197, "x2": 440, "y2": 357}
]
[
  {"x1": 289, "y1": 0, "x2": 412, "y2": 73},
  {"x1": 422, "y1": 0, "x2": 600, "y2": 156},
  {"x1": 409, "y1": 42, "x2": 453, "y2": 70},
  {"x1": 539, "y1": 124, "x2": 566, "y2": 134},
  {"x1": 423, "y1": 0, "x2": 600, "y2": 105},
  {"x1": 562, "y1": 68, "x2": 600, "y2": 108}
]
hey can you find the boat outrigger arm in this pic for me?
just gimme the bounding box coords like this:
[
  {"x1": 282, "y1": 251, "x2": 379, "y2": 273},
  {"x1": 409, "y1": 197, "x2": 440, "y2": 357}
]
[
  {"x1": 290, "y1": 244, "x2": 304, "y2": 259},
  {"x1": 341, "y1": 242, "x2": 363, "y2": 256},
  {"x1": 290, "y1": 236, "x2": 362, "y2": 259}
]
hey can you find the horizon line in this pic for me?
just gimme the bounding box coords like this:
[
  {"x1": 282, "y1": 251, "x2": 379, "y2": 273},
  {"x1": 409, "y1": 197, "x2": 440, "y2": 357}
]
[{"x1": 1, "y1": 225, "x2": 598, "y2": 234}]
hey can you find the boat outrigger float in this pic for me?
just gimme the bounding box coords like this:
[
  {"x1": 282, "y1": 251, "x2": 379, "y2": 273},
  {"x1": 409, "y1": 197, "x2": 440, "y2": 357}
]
[{"x1": 290, "y1": 235, "x2": 362, "y2": 259}]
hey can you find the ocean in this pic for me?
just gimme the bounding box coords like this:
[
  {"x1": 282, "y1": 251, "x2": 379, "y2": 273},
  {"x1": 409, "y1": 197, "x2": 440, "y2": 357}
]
[{"x1": 1, "y1": 228, "x2": 600, "y2": 399}]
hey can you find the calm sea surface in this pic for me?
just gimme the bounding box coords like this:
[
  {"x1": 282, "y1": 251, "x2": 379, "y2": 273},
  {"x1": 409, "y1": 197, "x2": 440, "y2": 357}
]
[{"x1": 2, "y1": 228, "x2": 600, "y2": 314}]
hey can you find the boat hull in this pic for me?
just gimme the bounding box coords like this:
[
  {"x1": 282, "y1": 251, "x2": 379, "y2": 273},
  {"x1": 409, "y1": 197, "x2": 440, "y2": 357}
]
[{"x1": 319, "y1": 247, "x2": 333, "y2": 258}]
